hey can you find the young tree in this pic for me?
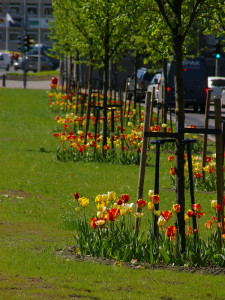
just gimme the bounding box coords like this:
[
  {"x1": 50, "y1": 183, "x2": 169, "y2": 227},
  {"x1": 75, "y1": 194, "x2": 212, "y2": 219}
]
[
  {"x1": 151, "y1": 0, "x2": 221, "y2": 252},
  {"x1": 52, "y1": 0, "x2": 140, "y2": 153}
]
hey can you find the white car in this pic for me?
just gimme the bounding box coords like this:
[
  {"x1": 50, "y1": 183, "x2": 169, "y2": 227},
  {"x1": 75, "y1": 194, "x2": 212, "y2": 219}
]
[
  {"x1": 220, "y1": 89, "x2": 225, "y2": 107},
  {"x1": 208, "y1": 76, "x2": 225, "y2": 99},
  {"x1": 147, "y1": 72, "x2": 162, "y2": 101},
  {"x1": 0, "y1": 52, "x2": 10, "y2": 70}
]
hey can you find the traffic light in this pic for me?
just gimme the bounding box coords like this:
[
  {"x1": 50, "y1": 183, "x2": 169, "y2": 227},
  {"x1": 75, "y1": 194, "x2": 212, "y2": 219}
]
[
  {"x1": 0, "y1": 18, "x2": 5, "y2": 23},
  {"x1": 17, "y1": 35, "x2": 24, "y2": 52},
  {"x1": 23, "y1": 35, "x2": 34, "y2": 52},
  {"x1": 29, "y1": 38, "x2": 35, "y2": 48},
  {"x1": 216, "y1": 42, "x2": 221, "y2": 59}
]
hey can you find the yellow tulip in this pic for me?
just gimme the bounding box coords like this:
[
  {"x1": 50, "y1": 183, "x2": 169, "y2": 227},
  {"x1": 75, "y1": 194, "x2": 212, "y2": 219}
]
[
  {"x1": 102, "y1": 194, "x2": 108, "y2": 202},
  {"x1": 157, "y1": 215, "x2": 167, "y2": 226},
  {"x1": 184, "y1": 214, "x2": 189, "y2": 222},
  {"x1": 97, "y1": 211, "x2": 104, "y2": 219},
  {"x1": 148, "y1": 190, "x2": 154, "y2": 197},
  {"x1": 108, "y1": 191, "x2": 116, "y2": 201},
  {"x1": 120, "y1": 208, "x2": 127, "y2": 216},
  {"x1": 127, "y1": 203, "x2": 134, "y2": 213},
  {"x1": 97, "y1": 203, "x2": 105, "y2": 211},
  {"x1": 95, "y1": 194, "x2": 102, "y2": 203},
  {"x1": 211, "y1": 200, "x2": 217, "y2": 209},
  {"x1": 133, "y1": 212, "x2": 143, "y2": 218},
  {"x1": 148, "y1": 202, "x2": 154, "y2": 211}
]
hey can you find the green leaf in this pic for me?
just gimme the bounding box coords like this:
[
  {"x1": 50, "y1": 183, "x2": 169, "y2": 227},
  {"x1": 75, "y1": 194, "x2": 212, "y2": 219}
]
[{"x1": 159, "y1": 249, "x2": 171, "y2": 264}]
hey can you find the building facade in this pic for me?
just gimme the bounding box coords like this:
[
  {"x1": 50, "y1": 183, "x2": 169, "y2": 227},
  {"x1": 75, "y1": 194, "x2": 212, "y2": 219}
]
[
  {"x1": 0, "y1": 1, "x2": 224, "y2": 79},
  {"x1": 0, "y1": 0, "x2": 53, "y2": 52}
]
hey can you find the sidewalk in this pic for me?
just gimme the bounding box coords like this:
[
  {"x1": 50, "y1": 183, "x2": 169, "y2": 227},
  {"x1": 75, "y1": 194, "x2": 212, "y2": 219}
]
[{"x1": 1, "y1": 79, "x2": 51, "y2": 90}]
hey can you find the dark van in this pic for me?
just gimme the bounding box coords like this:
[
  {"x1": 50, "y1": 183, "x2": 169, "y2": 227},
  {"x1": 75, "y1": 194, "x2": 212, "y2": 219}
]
[{"x1": 165, "y1": 57, "x2": 207, "y2": 112}]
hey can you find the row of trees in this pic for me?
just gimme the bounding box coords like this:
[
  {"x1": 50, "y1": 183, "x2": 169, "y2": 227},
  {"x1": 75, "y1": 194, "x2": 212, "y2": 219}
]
[{"x1": 50, "y1": 0, "x2": 225, "y2": 252}]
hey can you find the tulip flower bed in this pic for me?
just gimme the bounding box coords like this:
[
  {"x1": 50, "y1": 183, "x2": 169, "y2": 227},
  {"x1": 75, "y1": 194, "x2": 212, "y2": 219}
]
[
  {"x1": 49, "y1": 90, "x2": 159, "y2": 164},
  {"x1": 48, "y1": 90, "x2": 203, "y2": 165},
  {"x1": 71, "y1": 191, "x2": 225, "y2": 267},
  {"x1": 168, "y1": 153, "x2": 220, "y2": 191}
]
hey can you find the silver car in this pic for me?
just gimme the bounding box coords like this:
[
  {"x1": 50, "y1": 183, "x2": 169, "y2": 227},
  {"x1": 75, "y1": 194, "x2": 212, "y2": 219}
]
[
  {"x1": 208, "y1": 76, "x2": 225, "y2": 99},
  {"x1": 127, "y1": 68, "x2": 154, "y2": 100}
]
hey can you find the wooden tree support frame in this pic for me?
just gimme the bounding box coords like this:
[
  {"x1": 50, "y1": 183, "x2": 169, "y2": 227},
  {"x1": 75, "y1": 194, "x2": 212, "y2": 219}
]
[{"x1": 136, "y1": 93, "x2": 224, "y2": 247}]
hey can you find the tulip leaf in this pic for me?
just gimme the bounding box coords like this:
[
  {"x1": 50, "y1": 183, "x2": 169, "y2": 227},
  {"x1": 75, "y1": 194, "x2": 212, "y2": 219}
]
[{"x1": 159, "y1": 249, "x2": 170, "y2": 264}]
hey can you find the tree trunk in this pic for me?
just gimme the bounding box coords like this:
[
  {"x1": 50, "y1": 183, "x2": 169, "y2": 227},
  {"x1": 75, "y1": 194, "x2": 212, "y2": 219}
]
[
  {"x1": 173, "y1": 38, "x2": 186, "y2": 253},
  {"x1": 133, "y1": 52, "x2": 138, "y2": 110},
  {"x1": 102, "y1": 13, "x2": 110, "y2": 153},
  {"x1": 75, "y1": 51, "x2": 80, "y2": 84},
  {"x1": 163, "y1": 59, "x2": 168, "y2": 124},
  {"x1": 84, "y1": 55, "x2": 93, "y2": 144}
]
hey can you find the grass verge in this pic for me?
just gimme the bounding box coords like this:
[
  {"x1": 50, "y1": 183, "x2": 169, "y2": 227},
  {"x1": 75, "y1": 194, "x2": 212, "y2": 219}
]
[{"x1": 0, "y1": 88, "x2": 224, "y2": 300}]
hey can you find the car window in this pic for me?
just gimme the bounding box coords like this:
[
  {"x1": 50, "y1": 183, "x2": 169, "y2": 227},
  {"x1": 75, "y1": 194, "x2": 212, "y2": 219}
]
[
  {"x1": 137, "y1": 69, "x2": 145, "y2": 79},
  {"x1": 210, "y1": 79, "x2": 225, "y2": 87},
  {"x1": 0, "y1": 55, "x2": 3, "y2": 61},
  {"x1": 150, "y1": 74, "x2": 161, "y2": 84}
]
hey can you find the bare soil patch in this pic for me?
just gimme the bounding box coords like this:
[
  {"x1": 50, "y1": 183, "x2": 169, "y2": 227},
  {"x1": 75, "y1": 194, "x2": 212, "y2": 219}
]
[
  {"x1": 0, "y1": 189, "x2": 43, "y2": 199},
  {"x1": 56, "y1": 247, "x2": 225, "y2": 276}
]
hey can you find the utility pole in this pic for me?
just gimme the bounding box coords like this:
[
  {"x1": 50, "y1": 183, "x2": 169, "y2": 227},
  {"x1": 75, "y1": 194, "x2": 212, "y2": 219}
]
[
  {"x1": 215, "y1": 41, "x2": 221, "y2": 77},
  {"x1": 38, "y1": 0, "x2": 41, "y2": 73}
]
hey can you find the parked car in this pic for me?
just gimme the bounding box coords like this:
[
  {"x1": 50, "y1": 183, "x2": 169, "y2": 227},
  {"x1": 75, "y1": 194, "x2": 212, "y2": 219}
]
[
  {"x1": 21, "y1": 55, "x2": 55, "y2": 72},
  {"x1": 127, "y1": 68, "x2": 154, "y2": 101},
  {"x1": 13, "y1": 57, "x2": 23, "y2": 70},
  {"x1": 220, "y1": 89, "x2": 225, "y2": 107},
  {"x1": 0, "y1": 52, "x2": 10, "y2": 70},
  {"x1": 27, "y1": 44, "x2": 59, "y2": 69},
  {"x1": 147, "y1": 72, "x2": 162, "y2": 101},
  {"x1": 207, "y1": 76, "x2": 225, "y2": 99},
  {"x1": 155, "y1": 57, "x2": 207, "y2": 112}
]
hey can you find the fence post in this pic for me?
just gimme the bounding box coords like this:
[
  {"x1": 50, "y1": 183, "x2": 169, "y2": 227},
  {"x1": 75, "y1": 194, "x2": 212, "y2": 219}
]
[
  {"x1": 135, "y1": 92, "x2": 151, "y2": 234},
  {"x1": 2, "y1": 74, "x2": 6, "y2": 87},
  {"x1": 75, "y1": 81, "x2": 80, "y2": 115},
  {"x1": 214, "y1": 97, "x2": 224, "y2": 247},
  {"x1": 202, "y1": 90, "x2": 211, "y2": 180},
  {"x1": 123, "y1": 78, "x2": 129, "y2": 117},
  {"x1": 149, "y1": 87, "x2": 155, "y2": 127}
]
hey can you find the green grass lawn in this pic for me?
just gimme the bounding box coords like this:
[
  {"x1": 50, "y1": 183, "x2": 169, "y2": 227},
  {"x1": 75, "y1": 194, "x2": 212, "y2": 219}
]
[
  {"x1": 7, "y1": 70, "x2": 60, "y2": 77},
  {"x1": 0, "y1": 88, "x2": 224, "y2": 299}
]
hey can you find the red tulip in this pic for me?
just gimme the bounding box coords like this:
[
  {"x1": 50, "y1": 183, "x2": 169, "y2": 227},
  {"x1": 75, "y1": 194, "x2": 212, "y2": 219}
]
[
  {"x1": 216, "y1": 204, "x2": 223, "y2": 212},
  {"x1": 136, "y1": 199, "x2": 147, "y2": 208},
  {"x1": 121, "y1": 194, "x2": 130, "y2": 203},
  {"x1": 74, "y1": 192, "x2": 79, "y2": 200}
]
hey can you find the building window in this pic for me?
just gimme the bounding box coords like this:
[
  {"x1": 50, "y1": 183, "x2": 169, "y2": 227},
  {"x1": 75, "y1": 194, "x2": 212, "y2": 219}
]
[
  {"x1": 0, "y1": 31, "x2": 3, "y2": 41},
  {"x1": 9, "y1": 32, "x2": 20, "y2": 42},
  {"x1": 10, "y1": 18, "x2": 23, "y2": 28},
  {"x1": 0, "y1": 5, "x2": 3, "y2": 15},
  {"x1": 43, "y1": 32, "x2": 51, "y2": 43},
  {"x1": 27, "y1": 4, "x2": 38, "y2": 16},
  {"x1": 9, "y1": 3, "x2": 21, "y2": 15},
  {"x1": 44, "y1": 4, "x2": 53, "y2": 16},
  {"x1": 29, "y1": 19, "x2": 39, "y2": 28}
]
